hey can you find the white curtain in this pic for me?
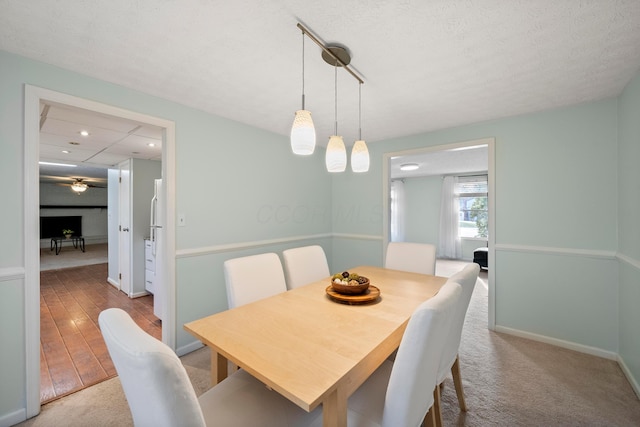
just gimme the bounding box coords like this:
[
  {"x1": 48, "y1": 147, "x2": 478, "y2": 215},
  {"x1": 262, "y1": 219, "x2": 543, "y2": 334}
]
[
  {"x1": 390, "y1": 180, "x2": 405, "y2": 242},
  {"x1": 438, "y1": 176, "x2": 461, "y2": 259}
]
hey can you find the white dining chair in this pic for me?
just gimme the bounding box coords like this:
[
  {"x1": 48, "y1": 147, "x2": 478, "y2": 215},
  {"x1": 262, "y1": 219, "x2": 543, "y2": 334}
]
[
  {"x1": 385, "y1": 242, "x2": 437, "y2": 275},
  {"x1": 223, "y1": 252, "x2": 287, "y2": 308},
  {"x1": 436, "y1": 263, "x2": 480, "y2": 418},
  {"x1": 282, "y1": 245, "x2": 330, "y2": 290},
  {"x1": 339, "y1": 280, "x2": 462, "y2": 427},
  {"x1": 99, "y1": 308, "x2": 321, "y2": 427}
]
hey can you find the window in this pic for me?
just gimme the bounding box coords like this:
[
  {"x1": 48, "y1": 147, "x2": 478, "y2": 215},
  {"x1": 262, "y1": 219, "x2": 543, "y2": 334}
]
[{"x1": 457, "y1": 175, "x2": 488, "y2": 238}]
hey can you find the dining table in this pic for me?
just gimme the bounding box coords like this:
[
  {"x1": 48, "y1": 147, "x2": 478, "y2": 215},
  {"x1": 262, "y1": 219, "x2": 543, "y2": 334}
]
[{"x1": 183, "y1": 265, "x2": 447, "y2": 427}]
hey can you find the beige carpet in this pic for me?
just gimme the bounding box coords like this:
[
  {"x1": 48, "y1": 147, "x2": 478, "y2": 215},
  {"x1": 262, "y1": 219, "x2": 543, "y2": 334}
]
[
  {"x1": 17, "y1": 261, "x2": 640, "y2": 426},
  {"x1": 40, "y1": 242, "x2": 108, "y2": 271}
]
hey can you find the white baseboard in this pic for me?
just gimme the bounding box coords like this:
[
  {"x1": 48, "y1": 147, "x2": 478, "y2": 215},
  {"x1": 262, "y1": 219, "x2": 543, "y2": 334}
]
[
  {"x1": 494, "y1": 325, "x2": 618, "y2": 360},
  {"x1": 176, "y1": 340, "x2": 204, "y2": 357},
  {"x1": 107, "y1": 277, "x2": 119, "y2": 289},
  {"x1": 131, "y1": 290, "x2": 150, "y2": 298},
  {"x1": 618, "y1": 355, "x2": 640, "y2": 400},
  {"x1": 0, "y1": 407, "x2": 27, "y2": 427}
]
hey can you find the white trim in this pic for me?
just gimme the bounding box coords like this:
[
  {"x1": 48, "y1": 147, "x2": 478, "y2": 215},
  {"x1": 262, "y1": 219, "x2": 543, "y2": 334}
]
[
  {"x1": 0, "y1": 408, "x2": 27, "y2": 427},
  {"x1": 495, "y1": 325, "x2": 618, "y2": 360},
  {"x1": 176, "y1": 340, "x2": 205, "y2": 357},
  {"x1": 176, "y1": 233, "x2": 332, "y2": 258},
  {"x1": 23, "y1": 85, "x2": 177, "y2": 417},
  {"x1": 106, "y1": 277, "x2": 120, "y2": 289},
  {"x1": 382, "y1": 137, "x2": 496, "y2": 330},
  {"x1": 618, "y1": 355, "x2": 640, "y2": 400},
  {"x1": 332, "y1": 233, "x2": 383, "y2": 241},
  {"x1": 617, "y1": 253, "x2": 640, "y2": 270},
  {"x1": 0, "y1": 267, "x2": 25, "y2": 282},
  {"x1": 495, "y1": 243, "x2": 617, "y2": 260}
]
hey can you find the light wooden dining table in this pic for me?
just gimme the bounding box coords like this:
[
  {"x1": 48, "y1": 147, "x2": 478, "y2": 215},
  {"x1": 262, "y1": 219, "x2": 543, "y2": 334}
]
[{"x1": 184, "y1": 265, "x2": 447, "y2": 427}]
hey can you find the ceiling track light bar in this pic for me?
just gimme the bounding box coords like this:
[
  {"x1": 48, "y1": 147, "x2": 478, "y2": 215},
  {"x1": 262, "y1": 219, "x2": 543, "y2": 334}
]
[{"x1": 296, "y1": 23, "x2": 364, "y2": 85}]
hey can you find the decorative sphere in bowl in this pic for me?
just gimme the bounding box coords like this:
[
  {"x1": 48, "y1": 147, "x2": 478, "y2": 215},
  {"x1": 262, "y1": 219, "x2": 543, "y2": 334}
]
[{"x1": 330, "y1": 272, "x2": 370, "y2": 295}]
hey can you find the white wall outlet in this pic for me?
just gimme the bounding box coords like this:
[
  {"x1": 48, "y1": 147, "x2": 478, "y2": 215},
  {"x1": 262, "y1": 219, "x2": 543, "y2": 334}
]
[{"x1": 178, "y1": 213, "x2": 186, "y2": 226}]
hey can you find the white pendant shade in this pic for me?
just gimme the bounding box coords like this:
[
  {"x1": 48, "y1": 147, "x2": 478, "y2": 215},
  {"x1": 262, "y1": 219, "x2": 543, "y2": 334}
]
[
  {"x1": 325, "y1": 135, "x2": 347, "y2": 172},
  {"x1": 290, "y1": 110, "x2": 316, "y2": 155},
  {"x1": 351, "y1": 140, "x2": 370, "y2": 172}
]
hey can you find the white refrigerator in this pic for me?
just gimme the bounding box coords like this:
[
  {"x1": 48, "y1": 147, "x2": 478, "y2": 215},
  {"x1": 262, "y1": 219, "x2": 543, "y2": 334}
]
[{"x1": 150, "y1": 179, "x2": 164, "y2": 320}]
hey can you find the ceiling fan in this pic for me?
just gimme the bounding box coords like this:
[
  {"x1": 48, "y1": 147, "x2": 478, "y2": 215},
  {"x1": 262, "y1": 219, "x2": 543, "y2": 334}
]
[{"x1": 41, "y1": 176, "x2": 106, "y2": 194}]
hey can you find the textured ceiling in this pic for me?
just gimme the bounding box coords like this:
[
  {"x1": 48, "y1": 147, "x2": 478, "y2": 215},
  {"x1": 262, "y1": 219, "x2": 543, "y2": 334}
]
[{"x1": 2, "y1": 0, "x2": 640, "y2": 151}]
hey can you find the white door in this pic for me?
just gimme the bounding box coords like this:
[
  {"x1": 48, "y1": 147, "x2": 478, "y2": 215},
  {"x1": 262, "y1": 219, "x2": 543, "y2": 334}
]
[{"x1": 119, "y1": 159, "x2": 132, "y2": 296}]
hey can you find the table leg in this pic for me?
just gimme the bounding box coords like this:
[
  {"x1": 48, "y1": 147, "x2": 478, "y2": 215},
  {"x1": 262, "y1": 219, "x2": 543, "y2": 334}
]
[
  {"x1": 80, "y1": 238, "x2": 85, "y2": 252},
  {"x1": 211, "y1": 350, "x2": 228, "y2": 385},
  {"x1": 55, "y1": 240, "x2": 61, "y2": 255},
  {"x1": 322, "y1": 388, "x2": 347, "y2": 427}
]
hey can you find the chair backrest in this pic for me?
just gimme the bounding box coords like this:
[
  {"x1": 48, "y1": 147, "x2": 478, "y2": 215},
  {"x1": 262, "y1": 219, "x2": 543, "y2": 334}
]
[
  {"x1": 98, "y1": 308, "x2": 206, "y2": 427},
  {"x1": 437, "y1": 263, "x2": 480, "y2": 381},
  {"x1": 224, "y1": 252, "x2": 287, "y2": 308},
  {"x1": 382, "y1": 281, "x2": 462, "y2": 427},
  {"x1": 385, "y1": 242, "x2": 437, "y2": 275},
  {"x1": 282, "y1": 245, "x2": 330, "y2": 290}
]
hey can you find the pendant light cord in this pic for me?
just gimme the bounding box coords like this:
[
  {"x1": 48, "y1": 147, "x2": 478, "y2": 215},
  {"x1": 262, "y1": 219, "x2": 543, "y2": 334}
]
[
  {"x1": 334, "y1": 62, "x2": 338, "y2": 135},
  {"x1": 358, "y1": 83, "x2": 362, "y2": 140},
  {"x1": 301, "y1": 31, "x2": 305, "y2": 110}
]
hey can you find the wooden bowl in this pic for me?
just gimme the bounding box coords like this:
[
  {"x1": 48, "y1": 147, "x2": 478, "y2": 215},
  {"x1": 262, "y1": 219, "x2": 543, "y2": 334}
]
[{"x1": 330, "y1": 277, "x2": 370, "y2": 295}]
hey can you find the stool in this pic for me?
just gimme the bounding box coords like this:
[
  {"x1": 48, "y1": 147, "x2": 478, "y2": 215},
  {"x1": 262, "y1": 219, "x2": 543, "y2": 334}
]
[{"x1": 473, "y1": 247, "x2": 488, "y2": 270}]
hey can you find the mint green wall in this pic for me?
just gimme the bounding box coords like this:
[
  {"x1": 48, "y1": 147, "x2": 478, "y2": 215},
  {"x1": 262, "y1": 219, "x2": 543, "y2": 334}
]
[
  {"x1": 0, "y1": 50, "x2": 332, "y2": 421},
  {"x1": 331, "y1": 99, "x2": 620, "y2": 353},
  {"x1": 2, "y1": 47, "x2": 638, "y2": 422},
  {"x1": 618, "y1": 71, "x2": 640, "y2": 390},
  {"x1": 403, "y1": 176, "x2": 441, "y2": 245}
]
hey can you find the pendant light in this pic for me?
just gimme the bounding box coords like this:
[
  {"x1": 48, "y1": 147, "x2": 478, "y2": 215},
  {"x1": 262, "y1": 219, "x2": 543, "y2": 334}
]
[
  {"x1": 290, "y1": 31, "x2": 316, "y2": 155},
  {"x1": 351, "y1": 83, "x2": 370, "y2": 172},
  {"x1": 325, "y1": 61, "x2": 347, "y2": 172}
]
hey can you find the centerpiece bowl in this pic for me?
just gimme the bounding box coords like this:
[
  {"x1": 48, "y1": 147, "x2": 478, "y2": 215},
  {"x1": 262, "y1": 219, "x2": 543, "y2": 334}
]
[{"x1": 330, "y1": 275, "x2": 370, "y2": 295}]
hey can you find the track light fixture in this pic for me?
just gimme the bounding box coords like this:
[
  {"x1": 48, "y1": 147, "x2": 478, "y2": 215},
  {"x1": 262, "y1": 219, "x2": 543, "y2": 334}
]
[{"x1": 293, "y1": 23, "x2": 368, "y2": 173}]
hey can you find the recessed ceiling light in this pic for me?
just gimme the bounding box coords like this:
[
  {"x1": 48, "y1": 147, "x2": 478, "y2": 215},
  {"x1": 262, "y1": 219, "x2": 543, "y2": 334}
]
[
  {"x1": 147, "y1": 143, "x2": 155, "y2": 147},
  {"x1": 79, "y1": 130, "x2": 89, "y2": 136},
  {"x1": 400, "y1": 163, "x2": 419, "y2": 171},
  {"x1": 62, "y1": 150, "x2": 70, "y2": 154}
]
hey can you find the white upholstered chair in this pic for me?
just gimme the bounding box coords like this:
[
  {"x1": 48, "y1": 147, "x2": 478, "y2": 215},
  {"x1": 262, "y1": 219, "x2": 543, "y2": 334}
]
[
  {"x1": 339, "y1": 281, "x2": 462, "y2": 427},
  {"x1": 282, "y1": 245, "x2": 330, "y2": 290},
  {"x1": 99, "y1": 308, "x2": 321, "y2": 427},
  {"x1": 384, "y1": 242, "x2": 437, "y2": 275},
  {"x1": 436, "y1": 263, "x2": 480, "y2": 418},
  {"x1": 223, "y1": 252, "x2": 287, "y2": 308}
]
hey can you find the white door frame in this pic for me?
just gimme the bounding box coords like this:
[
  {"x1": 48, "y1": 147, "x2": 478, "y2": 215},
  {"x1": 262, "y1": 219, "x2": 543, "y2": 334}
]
[
  {"x1": 382, "y1": 137, "x2": 496, "y2": 329},
  {"x1": 24, "y1": 85, "x2": 177, "y2": 417}
]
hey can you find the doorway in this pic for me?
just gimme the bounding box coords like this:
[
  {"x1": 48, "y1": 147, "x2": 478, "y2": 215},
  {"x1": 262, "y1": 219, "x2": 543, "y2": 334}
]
[
  {"x1": 382, "y1": 137, "x2": 496, "y2": 329},
  {"x1": 24, "y1": 85, "x2": 176, "y2": 417}
]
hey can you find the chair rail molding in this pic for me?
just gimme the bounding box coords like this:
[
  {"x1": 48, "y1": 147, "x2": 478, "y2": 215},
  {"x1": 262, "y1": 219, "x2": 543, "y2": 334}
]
[
  {"x1": 495, "y1": 243, "x2": 617, "y2": 260},
  {"x1": 0, "y1": 267, "x2": 25, "y2": 282},
  {"x1": 176, "y1": 233, "x2": 333, "y2": 258}
]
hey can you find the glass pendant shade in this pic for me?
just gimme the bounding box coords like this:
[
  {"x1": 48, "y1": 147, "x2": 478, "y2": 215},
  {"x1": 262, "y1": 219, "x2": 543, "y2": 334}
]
[
  {"x1": 290, "y1": 109, "x2": 316, "y2": 155},
  {"x1": 351, "y1": 140, "x2": 370, "y2": 172},
  {"x1": 325, "y1": 135, "x2": 347, "y2": 172}
]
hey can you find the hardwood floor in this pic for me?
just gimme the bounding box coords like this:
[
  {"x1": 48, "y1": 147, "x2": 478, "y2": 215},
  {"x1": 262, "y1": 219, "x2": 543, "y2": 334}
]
[{"x1": 40, "y1": 263, "x2": 161, "y2": 403}]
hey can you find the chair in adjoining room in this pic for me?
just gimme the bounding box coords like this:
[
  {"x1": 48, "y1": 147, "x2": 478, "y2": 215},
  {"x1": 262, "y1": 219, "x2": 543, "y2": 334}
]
[
  {"x1": 435, "y1": 263, "x2": 480, "y2": 419},
  {"x1": 99, "y1": 308, "x2": 321, "y2": 427},
  {"x1": 282, "y1": 245, "x2": 330, "y2": 290},
  {"x1": 384, "y1": 242, "x2": 437, "y2": 275},
  {"x1": 223, "y1": 252, "x2": 287, "y2": 308},
  {"x1": 343, "y1": 281, "x2": 462, "y2": 427}
]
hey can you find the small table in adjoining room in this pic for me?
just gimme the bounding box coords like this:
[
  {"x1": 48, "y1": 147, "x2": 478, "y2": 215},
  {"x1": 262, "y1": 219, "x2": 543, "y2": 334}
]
[{"x1": 50, "y1": 236, "x2": 85, "y2": 255}]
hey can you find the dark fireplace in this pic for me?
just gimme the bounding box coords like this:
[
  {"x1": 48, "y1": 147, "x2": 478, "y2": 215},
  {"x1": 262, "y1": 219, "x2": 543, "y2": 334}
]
[{"x1": 40, "y1": 216, "x2": 82, "y2": 239}]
